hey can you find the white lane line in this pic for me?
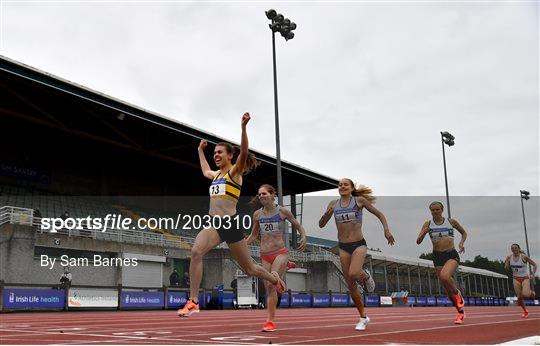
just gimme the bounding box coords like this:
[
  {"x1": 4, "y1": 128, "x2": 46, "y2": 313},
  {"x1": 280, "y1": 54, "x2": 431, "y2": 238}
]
[
  {"x1": 498, "y1": 335, "x2": 540, "y2": 345},
  {"x1": 0, "y1": 327, "x2": 255, "y2": 345}
]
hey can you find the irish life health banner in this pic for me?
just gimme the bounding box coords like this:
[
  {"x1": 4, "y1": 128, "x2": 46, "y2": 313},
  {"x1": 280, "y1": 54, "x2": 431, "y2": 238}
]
[{"x1": 3, "y1": 288, "x2": 65, "y2": 309}]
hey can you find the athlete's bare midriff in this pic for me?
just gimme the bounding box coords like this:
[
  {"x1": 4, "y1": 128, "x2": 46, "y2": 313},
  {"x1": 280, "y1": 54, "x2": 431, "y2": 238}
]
[
  {"x1": 431, "y1": 237, "x2": 454, "y2": 252},
  {"x1": 260, "y1": 232, "x2": 285, "y2": 254},
  {"x1": 336, "y1": 220, "x2": 365, "y2": 244},
  {"x1": 208, "y1": 198, "x2": 237, "y2": 217}
]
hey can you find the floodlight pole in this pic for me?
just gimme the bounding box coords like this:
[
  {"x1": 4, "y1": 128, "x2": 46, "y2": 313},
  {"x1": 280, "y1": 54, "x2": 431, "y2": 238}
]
[
  {"x1": 520, "y1": 194, "x2": 531, "y2": 262},
  {"x1": 271, "y1": 26, "x2": 283, "y2": 209},
  {"x1": 441, "y1": 134, "x2": 452, "y2": 219}
]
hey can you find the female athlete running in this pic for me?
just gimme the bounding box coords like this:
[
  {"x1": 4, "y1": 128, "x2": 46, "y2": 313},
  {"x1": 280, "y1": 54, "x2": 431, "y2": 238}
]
[
  {"x1": 505, "y1": 243, "x2": 537, "y2": 318},
  {"x1": 177, "y1": 113, "x2": 286, "y2": 317},
  {"x1": 246, "y1": 184, "x2": 307, "y2": 332},
  {"x1": 319, "y1": 178, "x2": 394, "y2": 331},
  {"x1": 416, "y1": 201, "x2": 467, "y2": 324}
]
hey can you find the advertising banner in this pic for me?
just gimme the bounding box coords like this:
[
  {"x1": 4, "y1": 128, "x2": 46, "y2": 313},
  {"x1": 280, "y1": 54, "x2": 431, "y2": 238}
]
[
  {"x1": 222, "y1": 292, "x2": 235, "y2": 308},
  {"x1": 121, "y1": 291, "x2": 163, "y2": 308},
  {"x1": 365, "y1": 294, "x2": 380, "y2": 307},
  {"x1": 331, "y1": 294, "x2": 349, "y2": 306},
  {"x1": 312, "y1": 294, "x2": 330, "y2": 307},
  {"x1": 279, "y1": 293, "x2": 290, "y2": 308},
  {"x1": 380, "y1": 296, "x2": 393, "y2": 306},
  {"x1": 3, "y1": 288, "x2": 65, "y2": 309},
  {"x1": 290, "y1": 294, "x2": 312, "y2": 307},
  {"x1": 166, "y1": 291, "x2": 188, "y2": 308},
  {"x1": 68, "y1": 288, "x2": 118, "y2": 308}
]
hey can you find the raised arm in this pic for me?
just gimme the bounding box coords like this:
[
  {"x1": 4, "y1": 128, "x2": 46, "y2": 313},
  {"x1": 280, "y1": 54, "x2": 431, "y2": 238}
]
[
  {"x1": 358, "y1": 196, "x2": 395, "y2": 245},
  {"x1": 281, "y1": 208, "x2": 307, "y2": 252},
  {"x1": 417, "y1": 221, "x2": 430, "y2": 245},
  {"x1": 245, "y1": 210, "x2": 260, "y2": 245},
  {"x1": 198, "y1": 140, "x2": 216, "y2": 180},
  {"x1": 230, "y1": 112, "x2": 250, "y2": 177},
  {"x1": 449, "y1": 218, "x2": 467, "y2": 254},
  {"x1": 319, "y1": 200, "x2": 337, "y2": 228}
]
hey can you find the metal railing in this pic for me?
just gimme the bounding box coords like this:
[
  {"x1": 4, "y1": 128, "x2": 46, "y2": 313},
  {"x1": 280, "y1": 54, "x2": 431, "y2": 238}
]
[{"x1": 0, "y1": 206, "x2": 192, "y2": 249}]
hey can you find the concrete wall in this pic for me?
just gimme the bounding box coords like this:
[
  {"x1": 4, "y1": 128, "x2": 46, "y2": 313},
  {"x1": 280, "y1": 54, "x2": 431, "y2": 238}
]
[
  {"x1": 305, "y1": 261, "x2": 348, "y2": 293},
  {"x1": 1, "y1": 225, "x2": 348, "y2": 292},
  {"x1": 1, "y1": 225, "x2": 192, "y2": 287},
  {"x1": 0, "y1": 225, "x2": 116, "y2": 286}
]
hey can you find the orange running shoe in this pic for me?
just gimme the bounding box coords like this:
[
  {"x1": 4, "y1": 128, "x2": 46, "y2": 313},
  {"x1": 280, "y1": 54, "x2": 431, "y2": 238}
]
[
  {"x1": 177, "y1": 299, "x2": 200, "y2": 317},
  {"x1": 452, "y1": 291, "x2": 465, "y2": 310},
  {"x1": 522, "y1": 310, "x2": 529, "y2": 318},
  {"x1": 262, "y1": 321, "x2": 276, "y2": 332},
  {"x1": 271, "y1": 271, "x2": 286, "y2": 295},
  {"x1": 286, "y1": 261, "x2": 297, "y2": 270},
  {"x1": 454, "y1": 312, "x2": 465, "y2": 324}
]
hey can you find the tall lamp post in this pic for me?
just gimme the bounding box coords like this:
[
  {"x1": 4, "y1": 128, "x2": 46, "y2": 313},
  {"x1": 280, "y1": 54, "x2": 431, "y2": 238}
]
[
  {"x1": 265, "y1": 9, "x2": 297, "y2": 247},
  {"x1": 440, "y1": 131, "x2": 455, "y2": 219},
  {"x1": 265, "y1": 9, "x2": 296, "y2": 208},
  {"x1": 519, "y1": 190, "x2": 536, "y2": 286},
  {"x1": 519, "y1": 190, "x2": 533, "y2": 275}
]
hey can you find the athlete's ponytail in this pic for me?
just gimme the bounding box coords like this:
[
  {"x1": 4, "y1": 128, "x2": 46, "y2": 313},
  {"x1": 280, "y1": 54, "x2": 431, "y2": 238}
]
[
  {"x1": 217, "y1": 142, "x2": 260, "y2": 174},
  {"x1": 345, "y1": 178, "x2": 376, "y2": 203}
]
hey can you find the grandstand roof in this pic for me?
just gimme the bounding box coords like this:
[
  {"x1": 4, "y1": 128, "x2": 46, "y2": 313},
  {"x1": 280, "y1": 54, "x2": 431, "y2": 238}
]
[
  {"x1": 0, "y1": 55, "x2": 338, "y2": 195},
  {"x1": 367, "y1": 250, "x2": 507, "y2": 279}
]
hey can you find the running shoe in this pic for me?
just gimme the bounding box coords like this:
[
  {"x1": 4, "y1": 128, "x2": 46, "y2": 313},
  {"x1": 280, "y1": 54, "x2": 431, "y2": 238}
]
[
  {"x1": 363, "y1": 269, "x2": 376, "y2": 293},
  {"x1": 454, "y1": 312, "x2": 465, "y2": 324},
  {"x1": 452, "y1": 290, "x2": 465, "y2": 310},
  {"x1": 271, "y1": 271, "x2": 287, "y2": 295},
  {"x1": 286, "y1": 261, "x2": 297, "y2": 270},
  {"x1": 177, "y1": 299, "x2": 200, "y2": 317},
  {"x1": 262, "y1": 321, "x2": 276, "y2": 332},
  {"x1": 522, "y1": 310, "x2": 529, "y2": 318},
  {"x1": 355, "y1": 316, "x2": 370, "y2": 331}
]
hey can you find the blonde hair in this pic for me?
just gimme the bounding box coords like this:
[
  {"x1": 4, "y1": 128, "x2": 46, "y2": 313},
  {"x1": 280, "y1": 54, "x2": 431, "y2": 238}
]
[{"x1": 343, "y1": 178, "x2": 376, "y2": 203}]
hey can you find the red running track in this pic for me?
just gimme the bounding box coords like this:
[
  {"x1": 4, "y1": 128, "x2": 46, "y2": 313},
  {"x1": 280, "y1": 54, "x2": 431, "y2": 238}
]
[{"x1": 0, "y1": 306, "x2": 539, "y2": 345}]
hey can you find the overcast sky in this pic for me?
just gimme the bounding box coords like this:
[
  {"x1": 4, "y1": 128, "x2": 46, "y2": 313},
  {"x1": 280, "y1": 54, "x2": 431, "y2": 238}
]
[{"x1": 1, "y1": 2, "x2": 538, "y2": 261}]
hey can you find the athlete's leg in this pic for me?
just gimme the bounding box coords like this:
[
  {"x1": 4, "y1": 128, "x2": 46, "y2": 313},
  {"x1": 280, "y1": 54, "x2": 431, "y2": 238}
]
[
  {"x1": 437, "y1": 259, "x2": 464, "y2": 324},
  {"x1": 189, "y1": 227, "x2": 222, "y2": 300},
  {"x1": 340, "y1": 249, "x2": 365, "y2": 317},
  {"x1": 437, "y1": 260, "x2": 459, "y2": 296},
  {"x1": 521, "y1": 278, "x2": 532, "y2": 298},
  {"x1": 513, "y1": 279, "x2": 527, "y2": 312},
  {"x1": 228, "y1": 239, "x2": 282, "y2": 287},
  {"x1": 178, "y1": 227, "x2": 222, "y2": 316},
  {"x1": 348, "y1": 245, "x2": 369, "y2": 283},
  {"x1": 265, "y1": 253, "x2": 289, "y2": 323}
]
